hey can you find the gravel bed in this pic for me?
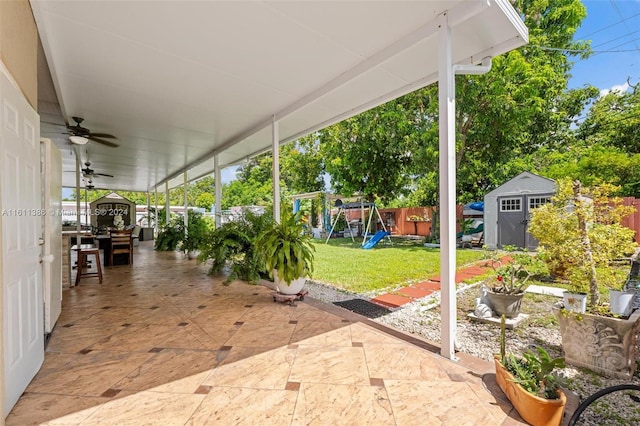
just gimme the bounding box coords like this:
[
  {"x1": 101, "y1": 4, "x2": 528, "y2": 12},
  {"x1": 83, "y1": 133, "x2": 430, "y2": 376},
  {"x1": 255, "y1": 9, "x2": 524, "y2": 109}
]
[{"x1": 305, "y1": 279, "x2": 640, "y2": 425}]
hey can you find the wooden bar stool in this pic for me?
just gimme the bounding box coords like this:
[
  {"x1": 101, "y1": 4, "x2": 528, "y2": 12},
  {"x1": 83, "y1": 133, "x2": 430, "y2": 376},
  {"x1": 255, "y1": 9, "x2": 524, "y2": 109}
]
[{"x1": 72, "y1": 244, "x2": 103, "y2": 285}]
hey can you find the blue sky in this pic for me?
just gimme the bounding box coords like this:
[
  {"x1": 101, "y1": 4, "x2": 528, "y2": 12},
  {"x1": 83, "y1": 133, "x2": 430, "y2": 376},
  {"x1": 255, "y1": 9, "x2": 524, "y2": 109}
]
[{"x1": 569, "y1": 0, "x2": 640, "y2": 94}]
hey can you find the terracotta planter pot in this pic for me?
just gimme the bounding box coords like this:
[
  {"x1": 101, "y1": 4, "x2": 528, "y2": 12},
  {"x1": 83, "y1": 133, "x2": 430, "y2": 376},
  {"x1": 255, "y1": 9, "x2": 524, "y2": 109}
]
[
  {"x1": 553, "y1": 307, "x2": 640, "y2": 379},
  {"x1": 486, "y1": 291, "x2": 524, "y2": 318},
  {"x1": 494, "y1": 356, "x2": 566, "y2": 426}
]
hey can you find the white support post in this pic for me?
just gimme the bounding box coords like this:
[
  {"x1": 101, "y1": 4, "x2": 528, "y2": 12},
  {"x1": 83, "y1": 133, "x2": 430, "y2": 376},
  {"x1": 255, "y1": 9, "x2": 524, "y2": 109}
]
[
  {"x1": 75, "y1": 151, "x2": 81, "y2": 235},
  {"x1": 214, "y1": 155, "x2": 222, "y2": 228},
  {"x1": 183, "y1": 172, "x2": 188, "y2": 240},
  {"x1": 146, "y1": 192, "x2": 150, "y2": 227},
  {"x1": 272, "y1": 116, "x2": 280, "y2": 223},
  {"x1": 154, "y1": 186, "x2": 158, "y2": 234},
  {"x1": 438, "y1": 11, "x2": 458, "y2": 361},
  {"x1": 165, "y1": 182, "x2": 170, "y2": 225}
]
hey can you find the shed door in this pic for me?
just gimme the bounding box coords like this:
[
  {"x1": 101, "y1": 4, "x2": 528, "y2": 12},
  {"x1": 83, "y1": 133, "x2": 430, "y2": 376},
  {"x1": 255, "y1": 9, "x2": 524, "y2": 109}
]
[
  {"x1": 524, "y1": 194, "x2": 553, "y2": 250},
  {"x1": 497, "y1": 196, "x2": 526, "y2": 248}
]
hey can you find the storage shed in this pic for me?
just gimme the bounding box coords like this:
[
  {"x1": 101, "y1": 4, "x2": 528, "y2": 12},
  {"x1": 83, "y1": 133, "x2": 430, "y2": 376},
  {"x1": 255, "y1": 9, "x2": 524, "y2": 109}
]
[
  {"x1": 90, "y1": 192, "x2": 136, "y2": 230},
  {"x1": 484, "y1": 172, "x2": 556, "y2": 250}
]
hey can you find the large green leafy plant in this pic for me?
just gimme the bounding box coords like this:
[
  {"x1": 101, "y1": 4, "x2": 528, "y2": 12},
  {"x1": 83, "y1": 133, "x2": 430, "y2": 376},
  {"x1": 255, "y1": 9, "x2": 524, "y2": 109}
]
[
  {"x1": 198, "y1": 210, "x2": 272, "y2": 284},
  {"x1": 256, "y1": 211, "x2": 315, "y2": 286},
  {"x1": 179, "y1": 211, "x2": 212, "y2": 253},
  {"x1": 154, "y1": 213, "x2": 185, "y2": 251},
  {"x1": 528, "y1": 179, "x2": 636, "y2": 307}
]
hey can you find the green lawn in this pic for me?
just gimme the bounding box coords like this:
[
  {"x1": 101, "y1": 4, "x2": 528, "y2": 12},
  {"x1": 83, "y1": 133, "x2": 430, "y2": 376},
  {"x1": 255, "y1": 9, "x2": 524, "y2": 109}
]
[{"x1": 311, "y1": 237, "x2": 486, "y2": 294}]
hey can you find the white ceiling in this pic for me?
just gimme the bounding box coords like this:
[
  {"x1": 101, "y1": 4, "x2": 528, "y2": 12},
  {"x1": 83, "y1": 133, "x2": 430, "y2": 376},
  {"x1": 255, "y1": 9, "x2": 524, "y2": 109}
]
[{"x1": 31, "y1": 0, "x2": 527, "y2": 192}]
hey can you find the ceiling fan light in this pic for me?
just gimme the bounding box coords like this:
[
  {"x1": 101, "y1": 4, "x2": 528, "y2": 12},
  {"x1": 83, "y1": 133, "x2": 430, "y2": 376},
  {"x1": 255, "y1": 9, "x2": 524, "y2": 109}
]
[{"x1": 69, "y1": 135, "x2": 88, "y2": 145}]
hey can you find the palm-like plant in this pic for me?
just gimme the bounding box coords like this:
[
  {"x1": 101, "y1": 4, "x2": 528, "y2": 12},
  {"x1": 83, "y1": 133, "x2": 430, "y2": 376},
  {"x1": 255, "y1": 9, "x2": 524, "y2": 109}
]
[{"x1": 256, "y1": 211, "x2": 315, "y2": 286}]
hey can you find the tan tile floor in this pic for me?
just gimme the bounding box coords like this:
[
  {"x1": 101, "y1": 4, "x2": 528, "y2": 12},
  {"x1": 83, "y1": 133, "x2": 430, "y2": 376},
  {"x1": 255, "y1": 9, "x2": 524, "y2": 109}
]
[{"x1": 6, "y1": 242, "x2": 527, "y2": 425}]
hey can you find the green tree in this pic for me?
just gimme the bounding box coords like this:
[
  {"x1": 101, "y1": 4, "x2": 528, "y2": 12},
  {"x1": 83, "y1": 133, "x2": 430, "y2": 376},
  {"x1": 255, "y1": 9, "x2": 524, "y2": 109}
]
[
  {"x1": 421, "y1": 0, "x2": 592, "y2": 202},
  {"x1": 281, "y1": 134, "x2": 325, "y2": 225},
  {"x1": 320, "y1": 95, "x2": 420, "y2": 203},
  {"x1": 281, "y1": 134, "x2": 324, "y2": 194},
  {"x1": 577, "y1": 86, "x2": 640, "y2": 153},
  {"x1": 195, "y1": 192, "x2": 215, "y2": 210},
  {"x1": 535, "y1": 145, "x2": 640, "y2": 197},
  {"x1": 317, "y1": 0, "x2": 591, "y2": 205}
]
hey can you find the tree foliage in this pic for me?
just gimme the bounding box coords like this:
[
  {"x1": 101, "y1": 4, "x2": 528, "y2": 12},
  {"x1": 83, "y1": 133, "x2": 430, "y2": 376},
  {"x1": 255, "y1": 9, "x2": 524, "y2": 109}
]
[
  {"x1": 528, "y1": 179, "x2": 636, "y2": 307},
  {"x1": 577, "y1": 86, "x2": 640, "y2": 154},
  {"x1": 320, "y1": 94, "x2": 422, "y2": 203}
]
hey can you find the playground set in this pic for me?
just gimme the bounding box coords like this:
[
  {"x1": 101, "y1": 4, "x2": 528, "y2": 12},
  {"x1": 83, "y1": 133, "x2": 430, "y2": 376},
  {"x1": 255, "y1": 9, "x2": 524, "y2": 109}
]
[
  {"x1": 289, "y1": 192, "x2": 391, "y2": 250},
  {"x1": 324, "y1": 200, "x2": 392, "y2": 249},
  {"x1": 289, "y1": 191, "x2": 484, "y2": 249}
]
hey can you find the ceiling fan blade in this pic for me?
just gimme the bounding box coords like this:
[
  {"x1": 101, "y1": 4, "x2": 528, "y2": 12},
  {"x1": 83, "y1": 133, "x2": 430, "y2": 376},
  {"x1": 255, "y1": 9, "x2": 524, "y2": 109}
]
[
  {"x1": 89, "y1": 132, "x2": 117, "y2": 139},
  {"x1": 93, "y1": 173, "x2": 114, "y2": 178},
  {"x1": 89, "y1": 136, "x2": 119, "y2": 147}
]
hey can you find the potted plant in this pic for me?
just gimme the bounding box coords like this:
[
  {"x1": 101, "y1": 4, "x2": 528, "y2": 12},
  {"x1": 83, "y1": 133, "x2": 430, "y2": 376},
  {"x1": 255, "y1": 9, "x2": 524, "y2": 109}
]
[
  {"x1": 483, "y1": 247, "x2": 536, "y2": 318},
  {"x1": 180, "y1": 211, "x2": 210, "y2": 259},
  {"x1": 255, "y1": 210, "x2": 315, "y2": 295},
  {"x1": 494, "y1": 316, "x2": 567, "y2": 426},
  {"x1": 198, "y1": 209, "x2": 272, "y2": 284},
  {"x1": 529, "y1": 179, "x2": 640, "y2": 378},
  {"x1": 154, "y1": 213, "x2": 185, "y2": 251}
]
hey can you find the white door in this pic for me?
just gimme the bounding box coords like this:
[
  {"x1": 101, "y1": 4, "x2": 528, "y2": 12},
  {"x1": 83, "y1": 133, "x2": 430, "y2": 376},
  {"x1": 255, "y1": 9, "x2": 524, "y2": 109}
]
[
  {"x1": 1, "y1": 69, "x2": 44, "y2": 414},
  {"x1": 42, "y1": 139, "x2": 62, "y2": 334}
]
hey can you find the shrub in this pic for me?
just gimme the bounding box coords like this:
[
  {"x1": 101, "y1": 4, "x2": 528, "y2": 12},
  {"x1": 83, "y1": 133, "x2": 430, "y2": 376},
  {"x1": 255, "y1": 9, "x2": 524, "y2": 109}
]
[
  {"x1": 198, "y1": 209, "x2": 273, "y2": 284},
  {"x1": 528, "y1": 179, "x2": 636, "y2": 306}
]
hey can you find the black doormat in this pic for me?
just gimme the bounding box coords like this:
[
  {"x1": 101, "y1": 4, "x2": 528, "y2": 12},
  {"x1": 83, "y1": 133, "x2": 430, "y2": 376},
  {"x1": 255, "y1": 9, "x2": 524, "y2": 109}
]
[{"x1": 333, "y1": 299, "x2": 391, "y2": 319}]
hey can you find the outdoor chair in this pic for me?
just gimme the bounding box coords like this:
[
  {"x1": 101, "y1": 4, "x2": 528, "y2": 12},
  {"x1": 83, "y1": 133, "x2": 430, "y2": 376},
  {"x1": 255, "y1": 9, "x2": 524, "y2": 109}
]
[{"x1": 110, "y1": 229, "x2": 134, "y2": 265}]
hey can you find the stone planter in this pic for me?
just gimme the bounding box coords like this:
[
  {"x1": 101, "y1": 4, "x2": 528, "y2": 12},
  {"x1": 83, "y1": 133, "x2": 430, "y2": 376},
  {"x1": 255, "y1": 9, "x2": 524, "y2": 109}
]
[
  {"x1": 494, "y1": 356, "x2": 566, "y2": 426},
  {"x1": 553, "y1": 307, "x2": 640, "y2": 379},
  {"x1": 486, "y1": 291, "x2": 524, "y2": 318}
]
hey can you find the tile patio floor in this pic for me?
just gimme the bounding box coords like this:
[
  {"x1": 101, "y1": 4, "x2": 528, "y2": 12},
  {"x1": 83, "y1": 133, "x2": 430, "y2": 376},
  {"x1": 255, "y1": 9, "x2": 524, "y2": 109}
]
[{"x1": 6, "y1": 242, "x2": 528, "y2": 425}]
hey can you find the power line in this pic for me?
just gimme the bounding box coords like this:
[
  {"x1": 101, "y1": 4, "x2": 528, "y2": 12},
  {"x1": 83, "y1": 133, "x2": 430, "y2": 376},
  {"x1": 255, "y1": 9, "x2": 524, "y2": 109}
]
[
  {"x1": 534, "y1": 45, "x2": 639, "y2": 54},
  {"x1": 580, "y1": 11, "x2": 640, "y2": 38},
  {"x1": 593, "y1": 28, "x2": 640, "y2": 48},
  {"x1": 585, "y1": 112, "x2": 640, "y2": 130},
  {"x1": 609, "y1": 0, "x2": 640, "y2": 52}
]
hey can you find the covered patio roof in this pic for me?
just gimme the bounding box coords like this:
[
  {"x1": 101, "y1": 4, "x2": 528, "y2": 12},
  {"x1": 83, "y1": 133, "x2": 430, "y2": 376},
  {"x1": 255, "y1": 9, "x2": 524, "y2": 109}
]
[{"x1": 32, "y1": 0, "x2": 527, "y2": 192}]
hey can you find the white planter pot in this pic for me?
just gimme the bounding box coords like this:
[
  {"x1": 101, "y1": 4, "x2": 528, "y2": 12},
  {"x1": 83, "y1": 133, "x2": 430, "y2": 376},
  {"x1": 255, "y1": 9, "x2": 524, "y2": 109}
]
[
  {"x1": 609, "y1": 290, "x2": 635, "y2": 316},
  {"x1": 563, "y1": 291, "x2": 587, "y2": 313},
  {"x1": 187, "y1": 250, "x2": 199, "y2": 260},
  {"x1": 273, "y1": 270, "x2": 306, "y2": 295}
]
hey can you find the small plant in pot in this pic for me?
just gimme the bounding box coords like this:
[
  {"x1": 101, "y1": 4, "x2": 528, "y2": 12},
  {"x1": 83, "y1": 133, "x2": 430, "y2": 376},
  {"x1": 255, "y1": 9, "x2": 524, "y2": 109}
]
[
  {"x1": 494, "y1": 316, "x2": 567, "y2": 426},
  {"x1": 483, "y1": 247, "x2": 536, "y2": 318},
  {"x1": 255, "y1": 211, "x2": 315, "y2": 295}
]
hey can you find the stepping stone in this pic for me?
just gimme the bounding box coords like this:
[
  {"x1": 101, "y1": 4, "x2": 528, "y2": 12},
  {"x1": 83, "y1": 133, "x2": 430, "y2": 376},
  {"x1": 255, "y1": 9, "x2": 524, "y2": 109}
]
[
  {"x1": 397, "y1": 286, "x2": 434, "y2": 299},
  {"x1": 371, "y1": 293, "x2": 412, "y2": 308}
]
